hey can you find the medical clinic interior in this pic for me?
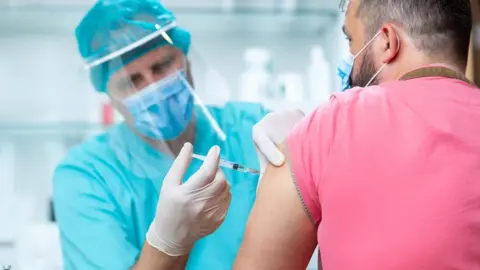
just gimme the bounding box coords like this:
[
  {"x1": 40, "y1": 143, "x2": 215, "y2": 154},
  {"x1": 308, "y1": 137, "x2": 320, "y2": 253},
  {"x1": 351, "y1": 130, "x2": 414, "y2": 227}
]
[{"x1": 1, "y1": 0, "x2": 480, "y2": 269}]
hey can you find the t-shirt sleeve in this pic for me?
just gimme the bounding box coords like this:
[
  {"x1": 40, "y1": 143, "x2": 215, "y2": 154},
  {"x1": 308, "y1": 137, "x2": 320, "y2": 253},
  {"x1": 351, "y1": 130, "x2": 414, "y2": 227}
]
[{"x1": 286, "y1": 97, "x2": 341, "y2": 226}]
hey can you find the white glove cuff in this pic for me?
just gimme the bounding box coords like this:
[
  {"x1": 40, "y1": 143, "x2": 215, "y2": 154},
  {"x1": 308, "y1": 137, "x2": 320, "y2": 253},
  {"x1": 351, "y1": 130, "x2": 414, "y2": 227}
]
[{"x1": 146, "y1": 223, "x2": 193, "y2": 257}]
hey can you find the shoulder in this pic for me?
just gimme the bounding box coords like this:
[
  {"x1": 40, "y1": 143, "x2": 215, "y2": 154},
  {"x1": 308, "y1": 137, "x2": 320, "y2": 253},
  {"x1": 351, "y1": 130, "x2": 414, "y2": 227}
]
[
  {"x1": 331, "y1": 85, "x2": 387, "y2": 106},
  {"x1": 56, "y1": 132, "x2": 112, "y2": 172},
  {"x1": 293, "y1": 85, "x2": 393, "y2": 143},
  {"x1": 324, "y1": 83, "x2": 404, "y2": 118},
  {"x1": 206, "y1": 102, "x2": 270, "y2": 126},
  {"x1": 53, "y1": 124, "x2": 125, "y2": 190}
]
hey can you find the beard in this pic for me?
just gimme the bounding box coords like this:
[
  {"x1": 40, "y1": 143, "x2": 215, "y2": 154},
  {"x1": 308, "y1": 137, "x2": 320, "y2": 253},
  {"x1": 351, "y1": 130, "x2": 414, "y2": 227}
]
[{"x1": 350, "y1": 46, "x2": 378, "y2": 88}]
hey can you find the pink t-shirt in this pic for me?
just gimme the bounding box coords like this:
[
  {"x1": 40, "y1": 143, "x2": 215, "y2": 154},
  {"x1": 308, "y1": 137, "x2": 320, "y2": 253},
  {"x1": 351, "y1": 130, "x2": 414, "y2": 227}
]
[{"x1": 287, "y1": 75, "x2": 480, "y2": 270}]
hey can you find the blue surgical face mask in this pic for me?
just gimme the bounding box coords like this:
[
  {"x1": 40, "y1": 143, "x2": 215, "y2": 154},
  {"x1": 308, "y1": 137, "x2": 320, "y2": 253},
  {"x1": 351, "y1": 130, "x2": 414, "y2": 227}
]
[
  {"x1": 337, "y1": 53, "x2": 355, "y2": 91},
  {"x1": 123, "y1": 70, "x2": 194, "y2": 140},
  {"x1": 337, "y1": 31, "x2": 384, "y2": 91}
]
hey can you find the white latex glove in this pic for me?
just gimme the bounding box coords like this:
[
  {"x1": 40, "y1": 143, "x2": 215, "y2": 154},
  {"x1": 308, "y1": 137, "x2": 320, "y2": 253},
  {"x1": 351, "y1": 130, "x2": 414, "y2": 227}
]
[
  {"x1": 252, "y1": 109, "x2": 305, "y2": 172},
  {"x1": 146, "y1": 143, "x2": 231, "y2": 256}
]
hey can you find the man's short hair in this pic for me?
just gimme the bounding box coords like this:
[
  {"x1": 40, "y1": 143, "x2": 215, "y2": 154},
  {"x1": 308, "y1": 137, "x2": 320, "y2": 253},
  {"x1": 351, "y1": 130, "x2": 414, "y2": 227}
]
[{"x1": 356, "y1": 0, "x2": 472, "y2": 65}]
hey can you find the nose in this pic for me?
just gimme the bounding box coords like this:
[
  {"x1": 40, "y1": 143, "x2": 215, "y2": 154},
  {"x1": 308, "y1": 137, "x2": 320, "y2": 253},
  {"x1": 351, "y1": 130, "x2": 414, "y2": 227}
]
[
  {"x1": 153, "y1": 69, "x2": 171, "y2": 84},
  {"x1": 142, "y1": 72, "x2": 158, "y2": 89}
]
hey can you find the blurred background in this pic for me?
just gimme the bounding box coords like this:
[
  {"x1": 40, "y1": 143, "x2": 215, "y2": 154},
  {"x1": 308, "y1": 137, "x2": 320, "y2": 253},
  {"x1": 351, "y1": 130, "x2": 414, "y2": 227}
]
[{"x1": 0, "y1": 0, "x2": 478, "y2": 268}]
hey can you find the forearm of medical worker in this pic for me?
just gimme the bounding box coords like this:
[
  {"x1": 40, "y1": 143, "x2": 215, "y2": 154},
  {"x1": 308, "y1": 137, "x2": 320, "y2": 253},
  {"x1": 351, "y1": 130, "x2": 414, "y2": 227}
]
[
  {"x1": 132, "y1": 243, "x2": 189, "y2": 270},
  {"x1": 134, "y1": 144, "x2": 231, "y2": 269},
  {"x1": 233, "y1": 142, "x2": 318, "y2": 269}
]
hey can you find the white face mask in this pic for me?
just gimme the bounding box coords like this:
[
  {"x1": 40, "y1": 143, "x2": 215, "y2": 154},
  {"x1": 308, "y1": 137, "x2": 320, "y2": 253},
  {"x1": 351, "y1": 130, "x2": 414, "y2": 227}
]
[{"x1": 337, "y1": 31, "x2": 389, "y2": 91}]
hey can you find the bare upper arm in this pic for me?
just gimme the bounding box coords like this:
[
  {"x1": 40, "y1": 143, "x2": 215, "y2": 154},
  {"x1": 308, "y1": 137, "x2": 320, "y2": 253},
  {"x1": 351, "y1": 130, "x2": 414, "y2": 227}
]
[{"x1": 233, "y1": 143, "x2": 318, "y2": 270}]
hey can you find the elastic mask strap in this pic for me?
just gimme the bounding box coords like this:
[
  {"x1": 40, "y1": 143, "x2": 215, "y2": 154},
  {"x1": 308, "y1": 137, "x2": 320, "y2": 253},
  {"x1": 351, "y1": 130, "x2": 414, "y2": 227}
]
[
  {"x1": 365, "y1": 34, "x2": 401, "y2": 87},
  {"x1": 353, "y1": 31, "x2": 382, "y2": 59},
  {"x1": 365, "y1": 62, "x2": 387, "y2": 87}
]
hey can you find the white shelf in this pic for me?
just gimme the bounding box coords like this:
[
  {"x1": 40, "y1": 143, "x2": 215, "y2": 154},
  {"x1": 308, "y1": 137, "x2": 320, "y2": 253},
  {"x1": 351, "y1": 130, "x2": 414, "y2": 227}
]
[
  {"x1": 0, "y1": 5, "x2": 339, "y2": 35},
  {"x1": 0, "y1": 122, "x2": 104, "y2": 138}
]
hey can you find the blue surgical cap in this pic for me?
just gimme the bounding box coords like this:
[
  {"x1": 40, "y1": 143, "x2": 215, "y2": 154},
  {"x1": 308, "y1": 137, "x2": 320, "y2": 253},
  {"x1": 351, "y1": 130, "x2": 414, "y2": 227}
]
[{"x1": 75, "y1": 0, "x2": 191, "y2": 92}]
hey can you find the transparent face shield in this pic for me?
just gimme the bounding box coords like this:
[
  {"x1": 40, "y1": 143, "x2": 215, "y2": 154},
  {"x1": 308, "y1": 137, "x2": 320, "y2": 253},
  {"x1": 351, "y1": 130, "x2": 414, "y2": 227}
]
[
  {"x1": 83, "y1": 21, "x2": 227, "y2": 160},
  {"x1": 339, "y1": 0, "x2": 350, "y2": 12}
]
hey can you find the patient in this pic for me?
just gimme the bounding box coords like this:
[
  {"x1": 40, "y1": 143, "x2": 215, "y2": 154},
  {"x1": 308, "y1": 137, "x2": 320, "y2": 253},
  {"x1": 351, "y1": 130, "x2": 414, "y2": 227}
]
[{"x1": 233, "y1": 0, "x2": 480, "y2": 269}]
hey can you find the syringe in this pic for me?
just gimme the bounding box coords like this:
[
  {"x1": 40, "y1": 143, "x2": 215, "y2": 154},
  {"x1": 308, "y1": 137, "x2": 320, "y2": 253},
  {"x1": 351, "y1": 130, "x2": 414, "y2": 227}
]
[{"x1": 192, "y1": 153, "x2": 261, "y2": 174}]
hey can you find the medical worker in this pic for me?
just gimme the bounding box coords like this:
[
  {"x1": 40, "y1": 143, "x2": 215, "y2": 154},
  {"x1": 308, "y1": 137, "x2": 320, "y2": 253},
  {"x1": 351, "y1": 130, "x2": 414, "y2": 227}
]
[{"x1": 52, "y1": 0, "x2": 296, "y2": 269}]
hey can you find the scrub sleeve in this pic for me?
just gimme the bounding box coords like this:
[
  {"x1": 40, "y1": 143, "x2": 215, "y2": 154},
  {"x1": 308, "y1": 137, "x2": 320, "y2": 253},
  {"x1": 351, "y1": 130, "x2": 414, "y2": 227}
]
[{"x1": 286, "y1": 96, "x2": 341, "y2": 226}]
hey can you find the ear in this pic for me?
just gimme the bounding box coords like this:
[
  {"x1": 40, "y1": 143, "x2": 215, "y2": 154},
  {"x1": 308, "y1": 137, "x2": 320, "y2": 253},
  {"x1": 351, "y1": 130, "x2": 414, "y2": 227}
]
[{"x1": 379, "y1": 24, "x2": 401, "y2": 64}]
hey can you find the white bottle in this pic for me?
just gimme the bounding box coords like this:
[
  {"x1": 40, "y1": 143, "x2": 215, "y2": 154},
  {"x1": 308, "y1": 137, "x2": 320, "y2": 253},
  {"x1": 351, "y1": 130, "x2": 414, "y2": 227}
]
[
  {"x1": 222, "y1": 0, "x2": 235, "y2": 11},
  {"x1": 277, "y1": 72, "x2": 305, "y2": 102},
  {"x1": 307, "y1": 46, "x2": 332, "y2": 103},
  {"x1": 238, "y1": 48, "x2": 277, "y2": 102},
  {"x1": 280, "y1": 0, "x2": 297, "y2": 13},
  {"x1": 0, "y1": 142, "x2": 15, "y2": 242},
  {"x1": 204, "y1": 67, "x2": 231, "y2": 105}
]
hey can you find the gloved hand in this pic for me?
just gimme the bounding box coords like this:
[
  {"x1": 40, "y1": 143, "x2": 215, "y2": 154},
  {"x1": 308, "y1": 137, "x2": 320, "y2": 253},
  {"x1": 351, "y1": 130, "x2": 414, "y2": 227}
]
[
  {"x1": 146, "y1": 143, "x2": 231, "y2": 256},
  {"x1": 252, "y1": 109, "x2": 305, "y2": 172}
]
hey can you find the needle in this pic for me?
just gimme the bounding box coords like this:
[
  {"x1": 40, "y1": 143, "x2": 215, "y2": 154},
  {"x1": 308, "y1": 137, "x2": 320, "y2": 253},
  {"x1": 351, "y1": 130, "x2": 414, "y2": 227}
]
[{"x1": 192, "y1": 153, "x2": 261, "y2": 174}]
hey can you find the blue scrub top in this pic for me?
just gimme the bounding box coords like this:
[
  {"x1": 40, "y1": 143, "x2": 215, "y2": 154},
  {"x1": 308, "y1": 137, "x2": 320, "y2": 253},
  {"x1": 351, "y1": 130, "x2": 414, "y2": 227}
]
[{"x1": 53, "y1": 102, "x2": 269, "y2": 270}]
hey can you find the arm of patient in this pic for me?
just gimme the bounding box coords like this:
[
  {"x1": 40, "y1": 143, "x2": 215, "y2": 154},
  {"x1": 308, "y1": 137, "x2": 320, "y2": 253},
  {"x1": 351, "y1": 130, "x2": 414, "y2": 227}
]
[
  {"x1": 233, "y1": 143, "x2": 318, "y2": 270},
  {"x1": 234, "y1": 96, "x2": 341, "y2": 269}
]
